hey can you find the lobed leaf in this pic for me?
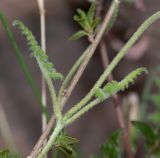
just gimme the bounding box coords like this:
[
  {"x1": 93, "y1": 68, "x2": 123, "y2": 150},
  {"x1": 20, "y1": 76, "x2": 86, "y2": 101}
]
[
  {"x1": 95, "y1": 67, "x2": 147, "y2": 101},
  {"x1": 13, "y1": 20, "x2": 63, "y2": 81}
]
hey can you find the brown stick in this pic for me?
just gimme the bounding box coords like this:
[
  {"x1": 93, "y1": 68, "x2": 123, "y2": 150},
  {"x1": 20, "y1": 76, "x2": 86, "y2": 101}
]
[
  {"x1": 28, "y1": 1, "x2": 120, "y2": 157},
  {"x1": 27, "y1": 116, "x2": 56, "y2": 158},
  {"x1": 99, "y1": 39, "x2": 134, "y2": 158}
]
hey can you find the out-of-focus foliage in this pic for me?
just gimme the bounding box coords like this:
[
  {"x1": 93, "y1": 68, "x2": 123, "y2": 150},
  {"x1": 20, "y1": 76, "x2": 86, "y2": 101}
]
[{"x1": 91, "y1": 130, "x2": 122, "y2": 158}]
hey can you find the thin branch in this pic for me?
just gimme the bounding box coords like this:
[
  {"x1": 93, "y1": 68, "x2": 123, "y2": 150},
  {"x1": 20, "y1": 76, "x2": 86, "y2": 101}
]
[
  {"x1": 27, "y1": 115, "x2": 56, "y2": 158},
  {"x1": 99, "y1": 39, "x2": 134, "y2": 158},
  {"x1": 62, "y1": 0, "x2": 120, "y2": 106},
  {"x1": 37, "y1": 0, "x2": 47, "y2": 132}
]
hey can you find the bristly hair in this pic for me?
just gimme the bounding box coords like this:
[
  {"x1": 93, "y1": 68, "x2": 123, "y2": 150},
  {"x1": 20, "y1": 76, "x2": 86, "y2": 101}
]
[
  {"x1": 95, "y1": 67, "x2": 148, "y2": 101},
  {"x1": 13, "y1": 20, "x2": 63, "y2": 81}
]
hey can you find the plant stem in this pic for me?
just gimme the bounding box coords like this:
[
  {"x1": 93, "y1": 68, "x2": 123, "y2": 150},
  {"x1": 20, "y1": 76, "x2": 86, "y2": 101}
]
[
  {"x1": 37, "y1": 121, "x2": 64, "y2": 158},
  {"x1": 61, "y1": 0, "x2": 120, "y2": 106},
  {"x1": 28, "y1": 8, "x2": 160, "y2": 158},
  {"x1": 64, "y1": 11, "x2": 160, "y2": 122},
  {"x1": 65, "y1": 99, "x2": 100, "y2": 125},
  {"x1": 28, "y1": 116, "x2": 56, "y2": 158},
  {"x1": 37, "y1": 0, "x2": 47, "y2": 133},
  {"x1": 99, "y1": 39, "x2": 134, "y2": 158},
  {"x1": 58, "y1": 46, "x2": 90, "y2": 107}
]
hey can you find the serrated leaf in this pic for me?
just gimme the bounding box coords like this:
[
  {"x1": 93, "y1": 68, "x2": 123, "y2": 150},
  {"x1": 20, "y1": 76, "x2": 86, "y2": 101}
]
[
  {"x1": 87, "y1": 1, "x2": 96, "y2": 25},
  {"x1": 132, "y1": 121, "x2": 156, "y2": 145},
  {"x1": 120, "y1": 67, "x2": 148, "y2": 91},
  {"x1": 103, "y1": 80, "x2": 119, "y2": 95},
  {"x1": 69, "y1": 30, "x2": 87, "y2": 40},
  {"x1": 13, "y1": 20, "x2": 64, "y2": 81}
]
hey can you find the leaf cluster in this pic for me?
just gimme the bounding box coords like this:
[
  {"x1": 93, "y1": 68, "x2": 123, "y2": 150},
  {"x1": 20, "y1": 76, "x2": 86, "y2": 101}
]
[
  {"x1": 54, "y1": 132, "x2": 79, "y2": 158},
  {"x1": 70, "y1": 2, "x2": 101, "y2": 41},
  {"x1": 91, "y1": 130, "x2": 122, "y2": 158}
]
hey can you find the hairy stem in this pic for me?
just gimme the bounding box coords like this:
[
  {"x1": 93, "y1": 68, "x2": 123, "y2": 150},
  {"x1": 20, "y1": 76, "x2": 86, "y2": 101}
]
[
  {"x1": 65, "y1": 11, "x2": 160, "y2": 120},
  {"x1": 28, "y1": 116, "x2": 56, "y2": 158},
  {"x1": 58, "y1": 46, "x2": 90, "y2": 107},
  {"x1": 61, "y1": 0, "x2": 120, "y2": 106},
  {"x1": 37, "y1": 122, "x2": 64, "y2": 158},
  {"x1": 99, "y1": 39, "x2": 134, "y2": 158}
]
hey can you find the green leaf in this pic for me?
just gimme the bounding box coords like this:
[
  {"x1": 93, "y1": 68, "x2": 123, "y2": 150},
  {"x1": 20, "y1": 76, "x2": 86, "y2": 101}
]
[
  {"x1": 91, "y1": 130, "x2": 122, "y2": 158},
  {"x1": 0, "y1": 149, "x2": 9, "y2": 158},
  {"x1": 150, "y1": 94, "x2": 160, "y2": 109},
  {"x1": 13, "y1": 20, "x2": 64, "y2": 81},
  {"x1": 54, "y1": 133, "x2": 79, "y2": 158},
  {"x1": 132, "y1": 121, "x2": 156, "y2": 145},
  {"x1": 69, "y1": 30, "x2": 87, "y2": 40},
  {"x1": 91, "y1": 18, "x2": 101, "y2": 30},
  {"x1": 103, "y1": 81, "x2": 119, "y2": 95},
  {"x1": 87, "y1": 1, "x2": 96, "y2": 25},
  {"x1": 0, "y1": 149, "x2": 20, "y2": 158},
  {"x1": 119, "y1": 67, "x2": 148, "y2": 91},
  {"x1": 94, "y1": 68, "x2": 147, "y2": 102},
  {"x1": 102, "y1": 130, "x2": 122, "y2": 158},
  {"x1": 74, "y1": 9, "x2": 91, "y2": 32}
]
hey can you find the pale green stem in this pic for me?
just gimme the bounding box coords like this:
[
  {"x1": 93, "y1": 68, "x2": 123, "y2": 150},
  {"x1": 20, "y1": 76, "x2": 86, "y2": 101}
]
[
  {"x1": 64, "y1": 11, "x2": 160, "y2": 120},
  {"x1": 39, "y1": 64, "x2": 60, "y2": 119},
  {"x1": 37, "y1": 121, "x2": 64, "y2": 158},
  {"x1": 58, "y1": 46, "x2": 90, "y2": 108},
  {"x1": 65, "y1": 99, "x2": 99, "y2": 125}
]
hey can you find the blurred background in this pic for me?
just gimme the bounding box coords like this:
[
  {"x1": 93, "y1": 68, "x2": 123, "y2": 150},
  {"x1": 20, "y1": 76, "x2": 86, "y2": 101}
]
[{"x1": 0, "y1": 0, "x2": 160, "y2": 157}]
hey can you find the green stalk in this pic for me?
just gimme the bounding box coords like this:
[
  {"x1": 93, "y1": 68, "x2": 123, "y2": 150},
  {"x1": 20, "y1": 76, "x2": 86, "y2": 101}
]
[
  {"x1": 64, "y1": 11, "x2": 160, "y2": 120},
  {"x1": 39, "y1": 64, "x2": 60, "y2": 119},
  {"x1": 65, "y1": 99, "x2": 100, "y2": 125},
  {"x1": 37, "y1": 121, "x2": 64, "y2": 158},
  {"x1": 58, "y1": 46, "x2": 90, "y2": 107},
  {"x1": 0, "y1": 9, "x2": 49, "y2": 120}
]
